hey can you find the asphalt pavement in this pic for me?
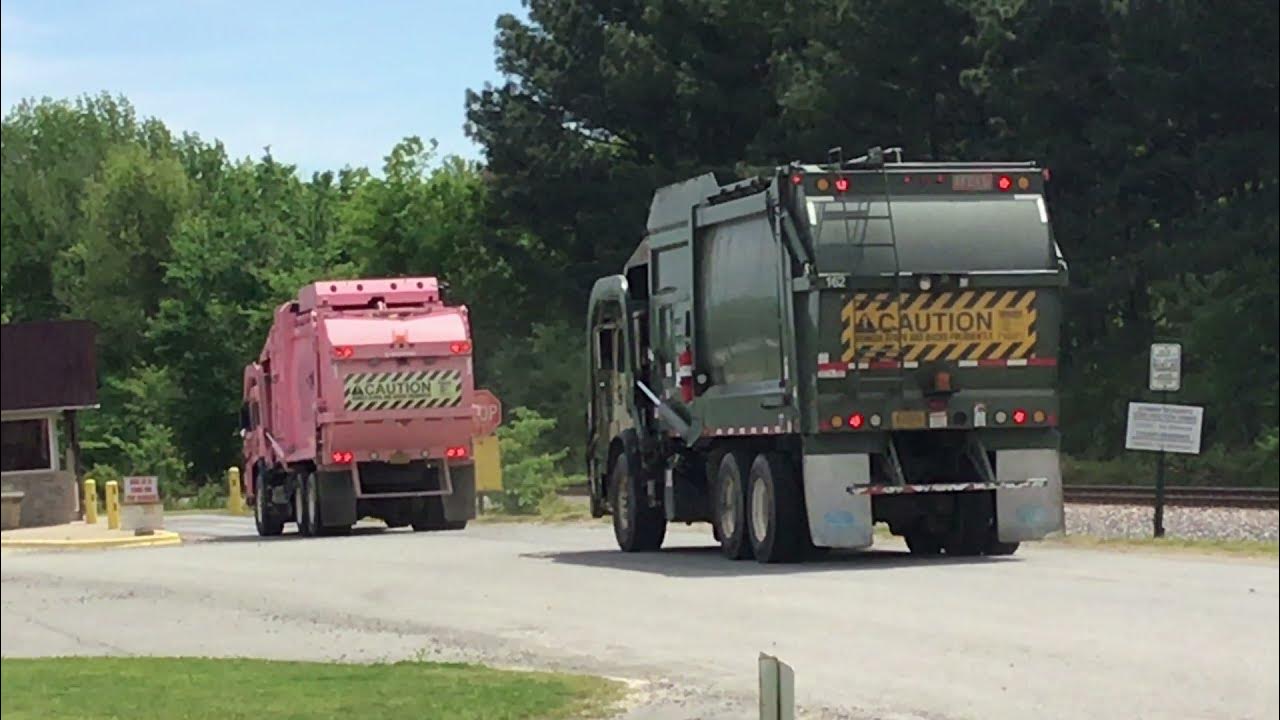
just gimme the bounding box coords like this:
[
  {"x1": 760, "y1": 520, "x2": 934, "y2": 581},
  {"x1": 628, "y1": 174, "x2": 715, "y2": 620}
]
[{"x1": 3, "y1": 517, "x2": 1277, "y2": 719}]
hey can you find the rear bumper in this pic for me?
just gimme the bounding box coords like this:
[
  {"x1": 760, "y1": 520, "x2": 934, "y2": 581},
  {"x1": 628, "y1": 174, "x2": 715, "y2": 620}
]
[
  {"x1": 803, "y1": 449, "x2": 1062, "y2": 548},
  {"x1": 349, "y1": 459, "x2": 466, "y2": 499},
  {"x1": 845, "y1": 479, "x2": 1047, "y2": 496}
]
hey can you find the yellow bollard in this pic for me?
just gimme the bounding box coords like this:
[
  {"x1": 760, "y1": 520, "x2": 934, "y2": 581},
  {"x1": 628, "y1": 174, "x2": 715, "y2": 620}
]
[
  {"x1": 228, "y1": 466, "x2": 246, "y2": 515},
  {"x1": 105, "y1": 480, "x2": 120, "y2": 530},
  {"x1": 84, "y1": 478, "x2": 99, "y2": 524}
]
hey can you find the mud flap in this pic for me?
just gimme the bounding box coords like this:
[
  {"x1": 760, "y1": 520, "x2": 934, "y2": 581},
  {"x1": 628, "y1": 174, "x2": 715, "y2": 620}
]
[
  {"x1": 316, "y1": 471, "x2": 357, "y2": 527},
  {"x1": 995, "y1": 449, "x2": 1063, "y2": 542},
  {"x1": 443, "y1": 464, "x2": 477, "y2": 522},
  {"x1": 803, "y1": 454, "x2": 874, "y2": 549}
]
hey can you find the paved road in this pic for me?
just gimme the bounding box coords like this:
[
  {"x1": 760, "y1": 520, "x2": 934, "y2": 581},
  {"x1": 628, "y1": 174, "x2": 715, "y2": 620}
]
[{"x1": 3, "y1": 518, "x2": 1277, "y2": 720}]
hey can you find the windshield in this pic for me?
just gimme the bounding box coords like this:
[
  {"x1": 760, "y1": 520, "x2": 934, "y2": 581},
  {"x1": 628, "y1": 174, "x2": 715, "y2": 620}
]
[{"x1": 809, "y1": 196, "x2": 1055, "y2": 273}]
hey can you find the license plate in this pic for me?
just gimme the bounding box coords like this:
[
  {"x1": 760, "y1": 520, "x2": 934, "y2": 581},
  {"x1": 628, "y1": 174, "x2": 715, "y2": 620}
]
[{"x1": 892, "y1": 410, "x2": 926, "y2": 430}]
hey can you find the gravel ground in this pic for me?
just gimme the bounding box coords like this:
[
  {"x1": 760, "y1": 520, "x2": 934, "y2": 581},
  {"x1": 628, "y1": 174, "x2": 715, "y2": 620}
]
[{"x1": 1065, "y1": 503, "x2": 1280, "y2": 541}]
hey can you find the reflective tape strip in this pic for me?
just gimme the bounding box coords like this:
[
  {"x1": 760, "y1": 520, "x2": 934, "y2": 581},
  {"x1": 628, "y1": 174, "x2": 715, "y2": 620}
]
[{"x1": 845, "y1": 478, "x2": 1049, "y2": 496}]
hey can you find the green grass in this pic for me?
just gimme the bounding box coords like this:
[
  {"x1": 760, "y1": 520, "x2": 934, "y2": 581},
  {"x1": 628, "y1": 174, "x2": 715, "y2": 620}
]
[
  {"x1": 1045, "y1": 533, "x2": 1279, "y2": 560},
  {"x1": 475, "y1": 496, "x2": 602, "y2": 525},
  {"x1": 0, "y1": 657, "x2": 624, "y2": 720}
]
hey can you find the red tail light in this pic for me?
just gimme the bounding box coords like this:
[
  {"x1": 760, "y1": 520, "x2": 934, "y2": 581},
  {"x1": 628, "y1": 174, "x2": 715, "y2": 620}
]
[
  {"x1": 330, "y1": 450, "x2": 354, "y2": 464},
  {"x1": 450, "y1": 341, "x2": 472, "y2": 355},
  {"x1": 849, "y1": 412, "x2": 865, "y2": 430},
  {"x1": 790, "y1": 172, "x2": 804, "y2": 185},
  {"x1": 997, "y1": 175, "x2": 1013, "y2": 192},
  {"x1": 834, "y1": 177, "x2": 851, "y2": 193},
  {"x1": 445, "y1": 445, "x2": 468, "y2": 460},
  {"x1": 1012, "y1": 409, "x2": 1027, "y2": 425},
  {"x1": 333, "y1": 345, "x2": 354, "y2": 359}
]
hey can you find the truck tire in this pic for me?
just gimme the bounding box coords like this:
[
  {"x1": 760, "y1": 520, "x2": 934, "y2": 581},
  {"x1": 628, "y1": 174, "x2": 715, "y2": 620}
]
[
  {"x1": 984, "y1": 532, "x2": 1020, "y2": 556},
  {"x1": 611, "y1": 451, "x2": 666, "y2": 551},
  {"x1": 307, "y1": 473, "x2": 351, "y2": 537},
  {"x1": 712, "y1": 451, "x2": 754, "y2": 561},
  {"x1": 294, "y1": 475, "x2": 314, "y2": 537},
  {"x1": 253, "y1": 473, "x2": 284, "y2": 537},
  {"x1": 905, "y1": 531, "x2": 943, "y2": 556},
  {"x1": 410, "y1": 498, "x2": 467, "y2": 532},
  {"x1": 746, "y1": 452, "x2": 806, "y2": 563},
  {"x1": 943, "y1": 493, "x2": 988, "y2": 557}
]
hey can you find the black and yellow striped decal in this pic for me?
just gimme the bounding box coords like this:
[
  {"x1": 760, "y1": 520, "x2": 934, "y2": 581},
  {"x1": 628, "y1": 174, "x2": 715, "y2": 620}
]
[
  {"x1": 840, "y1": 290, "x2": 1037, "y2": 362},
  {"x1": 343, "y1": 370, "x2": 463, "y2": 411}
]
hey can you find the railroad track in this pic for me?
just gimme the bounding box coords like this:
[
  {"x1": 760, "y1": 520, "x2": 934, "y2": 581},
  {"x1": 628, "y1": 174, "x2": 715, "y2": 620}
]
[
  {"x1": 560, "y1": 483, "x2": 1278, "y2": 509},
  {"x1": 1063, "y1": 485, "x2": 1279, "y2": 510}
]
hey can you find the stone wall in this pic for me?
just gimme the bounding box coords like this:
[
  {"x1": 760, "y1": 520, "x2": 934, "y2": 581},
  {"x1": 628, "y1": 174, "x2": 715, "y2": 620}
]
[{"x1": 1, "y1": 471, "x2": 77, "y2": 528}]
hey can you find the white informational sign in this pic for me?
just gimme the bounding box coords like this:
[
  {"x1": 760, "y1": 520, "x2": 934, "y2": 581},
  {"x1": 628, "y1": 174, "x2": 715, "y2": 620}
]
[
  {"x1": 1149, "y1": 342, "x2": 1182, "y2": 392},
  {"x1": 1125, "y1": 402, "x2": 1204, "y2": 454},
  {"x1": 122, "y1": 475, "x2": 160, "y2": 505}
]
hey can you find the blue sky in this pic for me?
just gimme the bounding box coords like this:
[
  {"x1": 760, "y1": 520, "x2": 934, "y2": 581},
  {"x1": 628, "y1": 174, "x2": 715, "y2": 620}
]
[{"x1": 1, "y1": 0, "x2": 527, "y2": 174}]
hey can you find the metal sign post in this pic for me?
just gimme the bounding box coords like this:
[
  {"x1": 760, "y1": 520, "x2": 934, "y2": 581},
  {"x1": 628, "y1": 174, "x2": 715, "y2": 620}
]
[
  {"x1": 1152, "y1": 391, "x2": 1168, "y2": 538},
  {"x1": 1127, "y1": 343, "x2": 1201, "y2": 539},
  {"x1": 1146, "y1": 343, "x2": 1180, "y2": 538}
]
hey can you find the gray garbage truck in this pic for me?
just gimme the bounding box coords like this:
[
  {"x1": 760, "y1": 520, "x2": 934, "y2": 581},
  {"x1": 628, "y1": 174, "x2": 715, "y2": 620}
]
[{"x1": 586, "y1": 147, "x2": 1068, "y2": 563}]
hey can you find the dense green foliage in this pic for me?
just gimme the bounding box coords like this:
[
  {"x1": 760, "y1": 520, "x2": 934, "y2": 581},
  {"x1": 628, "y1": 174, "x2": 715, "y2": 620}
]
[{"x1": 1, "y1": 0, "x2": 1276, "y2": 486}]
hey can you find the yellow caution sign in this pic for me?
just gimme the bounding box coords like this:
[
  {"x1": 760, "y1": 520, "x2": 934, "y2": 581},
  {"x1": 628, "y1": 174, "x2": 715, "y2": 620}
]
[
  {"x1": 473, "y1": 434, "x2": 503, "y2": 493},
  {"x1": 840, "y1": 290, "x2": 1037, "y2": 362}
]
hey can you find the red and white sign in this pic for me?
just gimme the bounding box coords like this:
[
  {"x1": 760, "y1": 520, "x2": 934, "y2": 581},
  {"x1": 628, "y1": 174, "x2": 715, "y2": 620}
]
[
  {"x1": 122, "y1": 476, "x2": 160, "y2": 505},
  {"x1": 472, "y1": 389, "x2": 502, "y2": 436}
]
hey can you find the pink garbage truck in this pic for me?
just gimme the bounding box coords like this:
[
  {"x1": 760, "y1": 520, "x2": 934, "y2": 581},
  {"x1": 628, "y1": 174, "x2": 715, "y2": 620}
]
[{"x1": 240, "y1": 277, "x2": 484, "y2": 537}]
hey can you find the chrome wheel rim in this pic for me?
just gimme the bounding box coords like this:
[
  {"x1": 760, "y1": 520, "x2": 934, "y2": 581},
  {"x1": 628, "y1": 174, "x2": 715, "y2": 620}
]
[
  {"x1": 616, "y1": 469, "x2": 631, "y2": 533},
  {"x1": 751, "y1": 475, "x2": 769, "y2": 545},
  {"x1": 719, "y1": 472, "x2": 738, "y2": 539},
  {"x1": 306, "y1": 475, "x2": 318, "y2": 529}
]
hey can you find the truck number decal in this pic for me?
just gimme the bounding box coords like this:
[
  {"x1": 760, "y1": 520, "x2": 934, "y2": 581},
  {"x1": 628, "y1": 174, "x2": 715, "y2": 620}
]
[
  {"x1": 840, "y1": 290, "x2": 1036, "y2": 362},
  {"x1": 343, "y1": 370, "x2": 463, "y2": 411}
]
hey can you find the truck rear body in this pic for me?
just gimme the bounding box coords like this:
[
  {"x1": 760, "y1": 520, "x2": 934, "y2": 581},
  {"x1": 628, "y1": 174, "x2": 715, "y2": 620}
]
[
  {"x1": 588, "y1": 150, "x2": 1067, "y2": 561},
  {"x1": 242, "y1": 277, "x2": 484, "y2": 536}
]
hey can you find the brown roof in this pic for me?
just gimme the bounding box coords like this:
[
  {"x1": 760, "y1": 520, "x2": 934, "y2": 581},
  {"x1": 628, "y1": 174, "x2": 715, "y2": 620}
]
[{"x1": 1, "y1": 320, "x2": 98, "y2": 412}]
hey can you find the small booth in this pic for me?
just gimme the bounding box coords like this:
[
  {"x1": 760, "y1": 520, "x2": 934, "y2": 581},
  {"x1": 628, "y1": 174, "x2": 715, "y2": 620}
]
[{"x1": 1, "y1": 320, "x2": 98, "y2": 529}]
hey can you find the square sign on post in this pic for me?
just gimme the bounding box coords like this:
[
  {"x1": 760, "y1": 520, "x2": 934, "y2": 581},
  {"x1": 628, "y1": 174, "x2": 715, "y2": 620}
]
[
  {"x1": 122, "y1": 476, "x2": 160, "y2": 504},
  {"x1": 1149, "y1": 342, "x2": 1182, "y2": 392},
  {"x1": 1125, "y1": 402, "x2": 1204, "y2": 455}
]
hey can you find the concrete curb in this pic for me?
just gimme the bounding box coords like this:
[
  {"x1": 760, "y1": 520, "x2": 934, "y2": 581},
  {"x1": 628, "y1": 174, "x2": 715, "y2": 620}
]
[{"x1": 1, "y1": 530, "x2": 183, "y2": 550}]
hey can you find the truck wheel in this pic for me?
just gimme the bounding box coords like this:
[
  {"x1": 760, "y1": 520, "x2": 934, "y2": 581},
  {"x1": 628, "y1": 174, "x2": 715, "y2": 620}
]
[
  {"x1": 253, "y1": 474, "x2": 284, "y2": 537},
  {"x1": 905, "y1": 531, "x2": 943, "y2": 556},
  {"x1": 984, "y1": 535, "x2": 1020, "y2": 556},
  {"x1": 295, "y1": 475, "x2": 314, "y2": 537},
  {"x1": 746, "y1": 452, "x2": 806, "y2": 563},
  {"x1": 611, "y1": 452, "x2": 666, "y2": 551},
  {"x1": 305, "y1": 472, "x2": 351, "y2": 537},
  {"x1": 410, "y1": 498, "x2": 465, "y2": 532},
  {"x1": 943, "y1": 494, "x2": 988, "y2": 556},
  {"x1": 712, "y1": 451, "x2": 754, "y2": 560}
]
